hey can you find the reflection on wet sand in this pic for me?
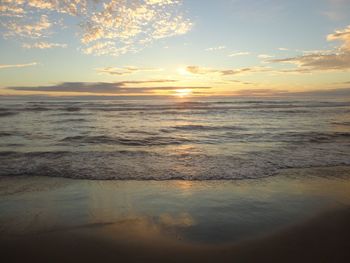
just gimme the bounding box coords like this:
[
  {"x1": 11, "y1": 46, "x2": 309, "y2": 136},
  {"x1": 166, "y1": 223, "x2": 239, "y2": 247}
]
[
  {"x1": 1, "y1": 166, "x2": 350, "y2": 262},
  {"x1": 1, "y1": 167, "x2": 350, "y2": 239},
  {"x1": 101, "y1": 213, "x2": 195, "y2": 243},
  {"x1": 1, "y1": 207, "x2": 350, "y2": 263}
]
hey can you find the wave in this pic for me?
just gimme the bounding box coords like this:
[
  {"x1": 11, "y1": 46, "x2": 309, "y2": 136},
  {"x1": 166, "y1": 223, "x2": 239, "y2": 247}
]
[
  {"x1": 53, "y1": 118, "x2": 89, "y2": 124},
  {"x1": 60, "y1": 135, "x2": 191, "y2": 146},
  {"x1": 0, "y1": 132, "x2": 12, "y2": 137},
  {"x1": 127, "y1": 130, "x2": 160, "y2": 136},
  {"x1": 169, "y1": 125, "x2": 246, "y2": 132},
  {"x1": 0, "y1": 144, "x2": 349, "y2": 180},
  {"x1": 24, "y1": 106, "x2": 82, "y2": 112},
  {"x1": 58, "y1": 107, "x2": 82, "y2": 112},
  {"x1": 25, "y1": 106, "x2": 51, "y2": 111},
  {"x1": 274, "y1": 131, "x2": 350, "y2": 143},
  {"x1": 332, "y1": 121, "x2": 350, "y2": 126},
  {"x1": 210, "y1": 100, "x2": 350, "y2": 106},
  {"x1": 0, "y1": 111, "x2": 19, "y2": 117},
  {"x1": 49, "y1": 112, "x2": 92, "y2": 117},
  {"x1": 2, "y1": 100, "x2": 349, "y2": 114},
  {"x1": 218, "y1": 131, "x2": 350, "y2": 143},
  {"x1": 91, "y1": 102, "x2": 350, "y2": 112},
  {"x1": 260, "y1": 109, "x2": 310, "y2": 114},
  {"x1": 0, "y1": 131, "x2": 28, "y2": 137}
]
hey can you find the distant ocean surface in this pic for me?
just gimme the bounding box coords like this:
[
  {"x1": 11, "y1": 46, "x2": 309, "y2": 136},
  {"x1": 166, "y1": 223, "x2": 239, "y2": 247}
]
[{"x1": 1, "y1": 98, "x2": 350, "y2": 180}]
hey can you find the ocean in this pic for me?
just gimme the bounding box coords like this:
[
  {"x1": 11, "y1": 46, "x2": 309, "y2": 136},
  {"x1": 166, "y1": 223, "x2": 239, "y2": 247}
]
[{"x1": 1, "y1": 97, "x2": 350, "y2": 180}]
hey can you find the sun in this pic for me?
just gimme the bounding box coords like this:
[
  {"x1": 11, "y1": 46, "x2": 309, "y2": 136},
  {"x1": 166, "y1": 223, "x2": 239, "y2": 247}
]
[
  {"x1": 177, "y1": 67, "x2": 190, "y2": 75},
  {"x1": 174, "y1": 89, "x2": 192, "y2": 97}
]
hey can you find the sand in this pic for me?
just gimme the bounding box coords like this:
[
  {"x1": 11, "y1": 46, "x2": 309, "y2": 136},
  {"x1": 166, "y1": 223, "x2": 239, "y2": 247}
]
[{"x1": 1, "y1": 166, "x2": 350, "y2": 262}]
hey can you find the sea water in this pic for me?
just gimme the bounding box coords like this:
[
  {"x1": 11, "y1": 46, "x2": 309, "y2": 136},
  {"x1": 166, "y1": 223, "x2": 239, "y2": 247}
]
[{"x1": 1, "y1": 97, "x2": 350, "y2": 180}]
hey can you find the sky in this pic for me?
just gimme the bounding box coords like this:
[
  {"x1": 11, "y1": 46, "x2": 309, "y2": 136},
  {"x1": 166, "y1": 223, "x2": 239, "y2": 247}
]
[{"x1": 0, "y1": 0, "x2": 350, "y2": 97}]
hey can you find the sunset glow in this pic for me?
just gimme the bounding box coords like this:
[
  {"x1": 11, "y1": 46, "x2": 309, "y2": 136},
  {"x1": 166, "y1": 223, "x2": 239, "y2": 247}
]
[
  {"x1": 0, "y1": 0, "x2": 349, "y2": 98},
  {"x1": 174, "y1": 89, "x2": 192, "y2": 97}
]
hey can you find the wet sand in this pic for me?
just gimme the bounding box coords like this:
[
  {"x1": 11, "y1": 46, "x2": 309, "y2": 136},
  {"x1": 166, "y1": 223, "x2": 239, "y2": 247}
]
[
  {"x1": 1, "y1": 166, "x2": 350, "y2": 262},
  {"x1": 1, "y1": 207, "x2": 350, "y2": 263}
]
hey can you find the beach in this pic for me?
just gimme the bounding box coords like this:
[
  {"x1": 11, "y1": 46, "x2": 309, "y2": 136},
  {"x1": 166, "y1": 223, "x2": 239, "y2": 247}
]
[
  {"x1": 1, "y1": 166, "x2": 350, "y2": 262},
  {"x1": 1, "y1": 1, "x2": 350, "y2": 261}
]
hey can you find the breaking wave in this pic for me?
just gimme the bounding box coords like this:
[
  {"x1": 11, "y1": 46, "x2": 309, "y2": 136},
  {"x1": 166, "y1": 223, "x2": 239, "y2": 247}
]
[{"x1": 0, "y1": 144, "x2": 350, "y2": 180}]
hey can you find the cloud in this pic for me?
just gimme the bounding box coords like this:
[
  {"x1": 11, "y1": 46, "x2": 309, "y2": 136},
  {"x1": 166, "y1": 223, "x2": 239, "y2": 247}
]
[
  {"x1": 22, "y1": 42, "x2": 67, "y2": 49},
  {"x1": 229, "y1": 52, "x2": 250, "y2": 57},
  {"x1": 222, "y1": 79, "x2": 254, "y2": 85},
  {"x1": 232, "y1": 87, "x2": 350, "y2": 97},
  {"x1": 327, "y1": 25, "x2": 350, "y2": 50},
  {"x1": 96, "y1": 66, "x2": 162, "y2": 76},
  {"x1": 271, "y1": 25, "x2": 350, "y2": 72},
  {"x1": 278, "y1": 47, "x2": 289, "y2": 51},
  {"x1": 0, "y1": 0, "x2": 87, "y2": 17},
  {"x1": 3, "y1": 14, "x2": 51, "y2": 38},
  {"x1": 81, "y1": 41, "x2": 131, "y2": 56},
  {"x1": 205, "y1": 46, "x2": 226, "y2": 51},
  {"x1": 0, "y1": 62, "x2": 37, "y2": 69},
  {"x1": 0, "y1": 0, "x2": 192, "y2": 56},
  {"x1": 185, "y1": 65, "x2": 266, "y2": 76},
  {"x1": 300, "y1": 49, "x2": 335, "y2": 55},
  {"x1": 79, "y1": 0, "x2": 192, "y2": 56},
  {"x1": 258, "y1": 54, "x2": 275, "y2": 59},
  {"x1": 7, "y1": 80, "x2": 211, "y2": 94},
  {"x1": 0, "y1": 2, "x2": 25, "y2": 17},
  {"x1": 119, "y1": 80, "x2": 178, "y2": 84},
  {"x1": 271, "y1": 52, "x2": 350, "y2": 72}
]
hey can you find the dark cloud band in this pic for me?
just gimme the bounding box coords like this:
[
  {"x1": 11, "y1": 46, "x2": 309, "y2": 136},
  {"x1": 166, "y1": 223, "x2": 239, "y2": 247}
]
[{"x1": 8, "y1": 81, "x2": 211, "y2": 94}]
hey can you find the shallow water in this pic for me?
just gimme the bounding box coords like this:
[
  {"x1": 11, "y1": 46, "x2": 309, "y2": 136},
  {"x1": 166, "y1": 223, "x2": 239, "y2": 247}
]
[{"x1": 1, "y1": 98, "x2": 350, "y2": 180}]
